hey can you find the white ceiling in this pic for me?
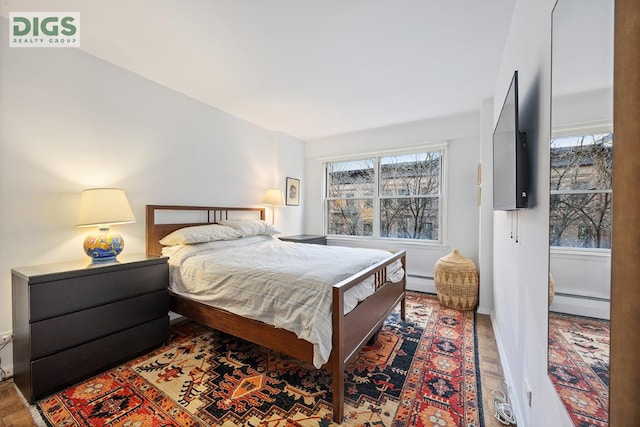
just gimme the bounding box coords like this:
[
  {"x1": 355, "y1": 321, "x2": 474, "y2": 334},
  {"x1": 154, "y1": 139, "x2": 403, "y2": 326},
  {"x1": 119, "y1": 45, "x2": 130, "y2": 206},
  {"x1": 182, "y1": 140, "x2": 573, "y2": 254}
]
[{"x1": 2, "y1": 0, "x2": 517, "y2": 140}]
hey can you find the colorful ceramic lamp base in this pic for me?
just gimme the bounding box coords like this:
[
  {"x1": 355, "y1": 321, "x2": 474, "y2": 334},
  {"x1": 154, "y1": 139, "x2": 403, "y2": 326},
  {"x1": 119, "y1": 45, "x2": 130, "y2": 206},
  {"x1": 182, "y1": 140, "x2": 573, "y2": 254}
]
[{"x1": 83, "y1": 226, "x2": 124, "y2": 262}]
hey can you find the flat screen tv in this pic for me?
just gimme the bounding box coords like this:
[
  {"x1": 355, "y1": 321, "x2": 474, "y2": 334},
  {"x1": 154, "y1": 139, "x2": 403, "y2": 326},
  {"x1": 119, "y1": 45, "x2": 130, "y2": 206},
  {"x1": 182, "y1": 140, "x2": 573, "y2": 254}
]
[{"x1": 493, "y1": 70, "x2": 528, "y2": 210}]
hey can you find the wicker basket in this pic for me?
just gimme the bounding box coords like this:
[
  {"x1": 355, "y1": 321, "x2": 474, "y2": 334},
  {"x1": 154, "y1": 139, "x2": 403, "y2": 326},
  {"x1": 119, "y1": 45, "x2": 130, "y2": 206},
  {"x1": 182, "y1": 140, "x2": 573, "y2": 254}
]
[
  {"x1": 549, "y1": 273, "x2": 556, "y2": 306},
  {"x1": 434, "y1": 249, "x2": 479, "y2": 311}
]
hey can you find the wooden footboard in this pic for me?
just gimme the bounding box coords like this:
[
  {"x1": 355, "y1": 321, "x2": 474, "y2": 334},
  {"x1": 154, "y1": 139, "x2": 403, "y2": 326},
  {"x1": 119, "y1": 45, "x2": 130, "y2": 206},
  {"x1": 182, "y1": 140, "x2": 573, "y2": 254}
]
[
  {"x1": 330, "y1": 250, "x2": 406, "y2": 422},
  {"x1": 146, "y1": 205, "x2": 406, "y2": 423}
]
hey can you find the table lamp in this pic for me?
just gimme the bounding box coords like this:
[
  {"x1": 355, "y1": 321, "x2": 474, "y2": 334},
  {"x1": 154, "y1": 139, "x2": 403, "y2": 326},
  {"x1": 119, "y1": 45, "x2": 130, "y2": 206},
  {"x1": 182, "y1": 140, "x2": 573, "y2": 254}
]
[
  {"x1": 76, "y1": 188, "x2": 136, "y2": 262},
  {"x1": 261, "y1": 188, "x2": 284, "y2": 224}
]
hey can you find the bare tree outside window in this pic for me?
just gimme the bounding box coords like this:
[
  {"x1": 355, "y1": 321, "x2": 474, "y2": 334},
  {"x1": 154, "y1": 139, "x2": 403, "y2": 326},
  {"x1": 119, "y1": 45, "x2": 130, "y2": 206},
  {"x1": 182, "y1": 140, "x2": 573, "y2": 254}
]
[
  {"x1": 550, "y1": 132, "x2": 613, "y2": 248},
  {"x1": 326, "y1": 159, "x2": 375, "y2": 236},
  {"x1": 325, "y1": 150, "x2": 443, "y2": 241},
  {"x1": 379, "y1": 152, "x2": 441, "y2": 239}
]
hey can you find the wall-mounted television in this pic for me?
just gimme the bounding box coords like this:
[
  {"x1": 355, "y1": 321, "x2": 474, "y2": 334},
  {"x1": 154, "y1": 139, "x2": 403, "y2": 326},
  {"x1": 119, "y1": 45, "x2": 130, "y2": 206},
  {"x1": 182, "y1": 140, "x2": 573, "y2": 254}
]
[{"x1": 493, "y1": 70, "x2": 528, "y2": 210}]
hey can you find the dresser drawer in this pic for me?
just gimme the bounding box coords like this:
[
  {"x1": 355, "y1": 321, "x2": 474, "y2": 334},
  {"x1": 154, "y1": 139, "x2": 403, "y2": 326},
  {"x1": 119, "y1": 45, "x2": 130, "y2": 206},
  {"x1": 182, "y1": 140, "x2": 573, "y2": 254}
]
[
  {"x1": 31, "y1": 290, "x2": 168, "y2": 359},
  {"x1": 29, "y1": 263, "x2": 168, "y2": 321},
  {"x1": 30, "y1": 317, "x2": 169, "y2": 401}
]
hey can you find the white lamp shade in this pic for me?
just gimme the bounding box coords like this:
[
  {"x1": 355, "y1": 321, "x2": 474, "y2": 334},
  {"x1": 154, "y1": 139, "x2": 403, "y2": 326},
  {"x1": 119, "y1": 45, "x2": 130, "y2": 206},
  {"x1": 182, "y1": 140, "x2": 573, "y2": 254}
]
[
  {"x1": 261, "y1": 188, "x2": 284, "y2": 207},
  {"x1": 76, "y1": 188, "x2": 136, "y2": 227}
]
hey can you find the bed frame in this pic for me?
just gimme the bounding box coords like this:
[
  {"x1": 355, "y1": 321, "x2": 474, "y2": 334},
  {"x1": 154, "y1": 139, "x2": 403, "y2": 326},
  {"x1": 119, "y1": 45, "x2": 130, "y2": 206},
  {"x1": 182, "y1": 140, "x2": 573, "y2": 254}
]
[{"x1": 146, "y1": 204, "x2": 406, "y2": 422}]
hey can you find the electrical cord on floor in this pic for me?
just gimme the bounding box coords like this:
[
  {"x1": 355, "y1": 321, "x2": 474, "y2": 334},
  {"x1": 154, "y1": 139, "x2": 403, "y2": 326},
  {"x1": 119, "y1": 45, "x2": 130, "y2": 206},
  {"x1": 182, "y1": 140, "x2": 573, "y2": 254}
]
[{"x1": 492, "y1": 387, "x2": 517, "y2": 425}]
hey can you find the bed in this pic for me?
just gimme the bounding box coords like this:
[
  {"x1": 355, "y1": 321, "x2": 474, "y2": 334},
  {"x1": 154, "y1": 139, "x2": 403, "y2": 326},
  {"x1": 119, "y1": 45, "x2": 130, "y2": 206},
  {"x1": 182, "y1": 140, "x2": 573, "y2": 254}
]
[{"x1": 145, "y1": 205, "x2": 406, "y2": 422}]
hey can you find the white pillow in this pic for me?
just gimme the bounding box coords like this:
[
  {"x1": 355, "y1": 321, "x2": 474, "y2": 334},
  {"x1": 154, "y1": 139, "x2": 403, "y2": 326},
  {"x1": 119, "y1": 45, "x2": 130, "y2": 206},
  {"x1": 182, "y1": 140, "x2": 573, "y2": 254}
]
[
  {"x1": 218, "y1": 219, "x2": 281, "y2": 237},
  {"x1": 159, "y1": 224, "x2": 242, "y2": 246}
]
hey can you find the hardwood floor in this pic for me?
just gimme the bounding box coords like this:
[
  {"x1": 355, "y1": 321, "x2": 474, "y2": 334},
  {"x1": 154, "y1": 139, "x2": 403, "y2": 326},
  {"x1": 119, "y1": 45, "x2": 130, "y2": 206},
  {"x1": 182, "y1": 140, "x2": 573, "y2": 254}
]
[
  {"x1": 477, "y1": 313, "x2": 516, "y2": 427},
  {"x1": 0, "y1": 313, "x2": 511, "y2": 427},
  {"x1": 0, "y1": 379, "x2": 38, "y2": 427}
]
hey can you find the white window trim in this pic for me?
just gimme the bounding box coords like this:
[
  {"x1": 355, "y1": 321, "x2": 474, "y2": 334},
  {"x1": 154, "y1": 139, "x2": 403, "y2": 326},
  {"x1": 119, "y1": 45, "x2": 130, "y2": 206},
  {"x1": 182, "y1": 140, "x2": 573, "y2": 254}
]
[
  {"x1": 551, "y1": 189, "x2": 612, "y2": 195},
  {"x1": 321, "y1": 141, "x2": 448, "y2": 245},
  {"x1": 551, "y1": 120, "x2": 612, "y2": 138},
  {"x1": 550, "y1": 246, "x2": 611, "y2": 258}
]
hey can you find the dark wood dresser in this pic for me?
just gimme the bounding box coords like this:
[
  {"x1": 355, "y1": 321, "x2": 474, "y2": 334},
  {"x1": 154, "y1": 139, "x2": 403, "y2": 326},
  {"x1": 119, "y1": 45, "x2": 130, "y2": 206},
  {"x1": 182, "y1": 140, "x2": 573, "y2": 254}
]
[
  {"x1": 11, "y1": 254, "x2": 169, "y2": 403},
  {"x1": 278, "y1": 234, "x2": 327, "y2": 245}
]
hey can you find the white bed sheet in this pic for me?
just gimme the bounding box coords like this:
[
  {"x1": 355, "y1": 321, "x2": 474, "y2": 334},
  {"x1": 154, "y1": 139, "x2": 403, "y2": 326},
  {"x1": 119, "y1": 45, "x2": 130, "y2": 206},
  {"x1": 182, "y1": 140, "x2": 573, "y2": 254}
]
[{"x1": 163, "y1": 235, "x2": 404, "y2": 367}]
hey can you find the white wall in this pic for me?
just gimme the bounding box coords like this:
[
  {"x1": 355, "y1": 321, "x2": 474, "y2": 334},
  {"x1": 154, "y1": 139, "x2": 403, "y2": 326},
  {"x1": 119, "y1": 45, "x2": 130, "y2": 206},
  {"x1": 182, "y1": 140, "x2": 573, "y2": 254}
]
[
  {"x1": 272, "y1": 131, "x2": 306, "y2": 230},
  {"x1": 491, "y1": 0, "x2": 574, "y2": 425},
  {"x1": 549, "y1": 248, "x2": 611, "y2": 319},
  {"x1": 304, "y1": 112, "x2": 485, "y2": 307},
  {"x1": 0, "y1": 19, "x2": 304, "y2": 378}
]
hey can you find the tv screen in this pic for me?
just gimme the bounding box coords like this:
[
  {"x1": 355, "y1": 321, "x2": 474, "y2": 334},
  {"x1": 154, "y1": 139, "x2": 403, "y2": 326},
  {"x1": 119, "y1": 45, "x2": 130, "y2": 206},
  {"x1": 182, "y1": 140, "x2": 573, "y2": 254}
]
[{"x1": 493, "y1": 71, "x2": 528, "y2": 210}]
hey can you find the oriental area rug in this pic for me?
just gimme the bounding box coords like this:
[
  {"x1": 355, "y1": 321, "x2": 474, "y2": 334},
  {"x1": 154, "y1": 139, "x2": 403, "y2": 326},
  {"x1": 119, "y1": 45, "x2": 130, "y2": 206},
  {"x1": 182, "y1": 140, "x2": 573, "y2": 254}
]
[
  {"x1": 548, "y1": 312, "x2": 610, "y2": 427},
  {"x1": 36, "y1": 292, "x2": 483, "y2": 426}
]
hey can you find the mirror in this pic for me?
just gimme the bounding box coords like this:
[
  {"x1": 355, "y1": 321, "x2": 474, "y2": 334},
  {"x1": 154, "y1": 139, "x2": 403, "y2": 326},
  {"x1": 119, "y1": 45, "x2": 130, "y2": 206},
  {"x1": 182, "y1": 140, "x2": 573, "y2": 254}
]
[{"x1": 548, "y1": 0, "x2": 614, "y2": 426}]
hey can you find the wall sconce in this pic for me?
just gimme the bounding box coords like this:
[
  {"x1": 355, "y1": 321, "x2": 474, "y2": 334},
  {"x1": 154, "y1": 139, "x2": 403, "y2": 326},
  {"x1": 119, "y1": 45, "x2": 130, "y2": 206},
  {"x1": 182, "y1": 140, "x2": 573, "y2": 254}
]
[
  {"x1": 76, "y1": 188, "x2": 136, "y2": 262},
  {"x1": 261, "y1": 188, "x2": 284, "y2": 224}
]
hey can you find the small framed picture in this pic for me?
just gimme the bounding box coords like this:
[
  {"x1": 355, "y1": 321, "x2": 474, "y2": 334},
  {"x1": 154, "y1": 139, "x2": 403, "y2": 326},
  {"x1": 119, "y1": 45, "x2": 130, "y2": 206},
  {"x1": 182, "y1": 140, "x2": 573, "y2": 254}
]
[{"x1": 286, "y1": 177, "x2": 300, "y2": 206}]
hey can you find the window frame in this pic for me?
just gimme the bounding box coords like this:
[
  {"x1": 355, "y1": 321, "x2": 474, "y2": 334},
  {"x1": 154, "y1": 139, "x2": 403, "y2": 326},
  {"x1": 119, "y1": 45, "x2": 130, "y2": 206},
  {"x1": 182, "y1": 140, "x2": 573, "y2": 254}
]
[
  {"x1": 322, "y1": 143, "x2": 448, "y2": 245},
  {"x1": 549, "y1": 122, "x2": 613, "y2": 252}
]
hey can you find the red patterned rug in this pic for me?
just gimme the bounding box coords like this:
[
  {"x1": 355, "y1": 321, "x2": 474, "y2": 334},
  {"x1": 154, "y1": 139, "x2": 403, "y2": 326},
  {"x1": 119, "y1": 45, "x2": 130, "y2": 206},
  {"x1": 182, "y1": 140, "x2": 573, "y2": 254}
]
[
  {"x1": 37, "y1": 292, "x2": 483, "y2": 426},
  {"x1": 548, "y1": 312, "x2": 609, "y2": 427}
]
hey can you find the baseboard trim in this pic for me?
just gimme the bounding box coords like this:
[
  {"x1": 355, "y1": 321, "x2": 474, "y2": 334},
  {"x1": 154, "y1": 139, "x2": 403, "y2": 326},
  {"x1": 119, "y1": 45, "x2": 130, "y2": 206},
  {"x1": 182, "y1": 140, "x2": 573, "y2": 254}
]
[{"x1": 489, "y1": 311, "x2": 526, "y2": 427}]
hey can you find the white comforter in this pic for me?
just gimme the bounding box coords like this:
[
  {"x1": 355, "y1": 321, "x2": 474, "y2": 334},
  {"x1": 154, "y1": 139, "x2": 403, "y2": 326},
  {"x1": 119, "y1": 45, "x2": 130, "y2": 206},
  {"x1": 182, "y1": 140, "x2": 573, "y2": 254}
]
[{"x1": 163, "y1": 236, "x2": 404, "y2": 367}]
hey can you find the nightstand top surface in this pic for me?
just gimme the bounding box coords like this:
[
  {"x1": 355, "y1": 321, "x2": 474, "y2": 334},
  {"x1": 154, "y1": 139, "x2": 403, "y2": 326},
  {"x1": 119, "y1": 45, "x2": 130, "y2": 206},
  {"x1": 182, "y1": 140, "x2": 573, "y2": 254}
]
[{"x1": 12, "y1": 253, "x2": 166, "y2": 282}]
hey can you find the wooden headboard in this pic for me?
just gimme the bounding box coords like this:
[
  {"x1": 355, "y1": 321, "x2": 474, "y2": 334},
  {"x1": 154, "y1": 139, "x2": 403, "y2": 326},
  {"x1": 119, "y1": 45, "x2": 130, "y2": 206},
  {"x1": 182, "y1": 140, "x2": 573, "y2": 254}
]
[{"x1": 146, "y1": 205, "x2": 266, "y2": 257}]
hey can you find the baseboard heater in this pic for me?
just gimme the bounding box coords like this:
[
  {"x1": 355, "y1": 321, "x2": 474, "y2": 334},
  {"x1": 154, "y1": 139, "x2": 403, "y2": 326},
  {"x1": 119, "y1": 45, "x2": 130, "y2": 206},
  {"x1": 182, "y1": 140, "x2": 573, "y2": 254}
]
[
  {"x1": 407, "y1": 274, "x2": 434, "y2": 280},
  {"x1": 555, "y1": 292, "x2": 610, "y2": 303}
]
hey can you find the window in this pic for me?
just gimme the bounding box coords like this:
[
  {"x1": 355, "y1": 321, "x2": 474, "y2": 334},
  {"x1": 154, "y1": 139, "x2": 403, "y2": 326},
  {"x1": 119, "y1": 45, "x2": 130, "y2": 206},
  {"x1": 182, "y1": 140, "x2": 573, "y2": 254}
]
[
  {"x1": 325, "y1": 148, "x2": 443, "y2": 241},
  {"x1": 549, "y1": 132, "x2": 613, "y2": 249}
]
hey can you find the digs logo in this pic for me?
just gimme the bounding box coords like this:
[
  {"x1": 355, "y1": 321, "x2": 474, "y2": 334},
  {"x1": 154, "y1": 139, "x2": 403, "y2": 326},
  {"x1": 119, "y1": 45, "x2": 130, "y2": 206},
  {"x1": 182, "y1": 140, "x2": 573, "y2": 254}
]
[{"x1": 10, "y1": 12, "x2": 80, "y2": 47}]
